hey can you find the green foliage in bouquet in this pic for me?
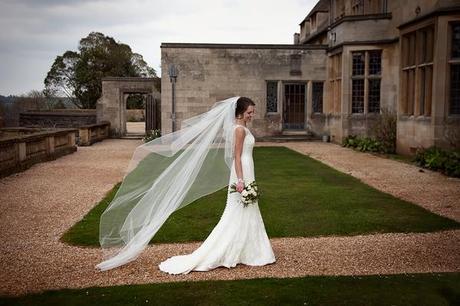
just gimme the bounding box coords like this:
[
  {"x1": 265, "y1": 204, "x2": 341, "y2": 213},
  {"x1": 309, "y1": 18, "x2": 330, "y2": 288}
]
[{"x1": 229, "y1": 180, "x2": 260, "y2": 207}]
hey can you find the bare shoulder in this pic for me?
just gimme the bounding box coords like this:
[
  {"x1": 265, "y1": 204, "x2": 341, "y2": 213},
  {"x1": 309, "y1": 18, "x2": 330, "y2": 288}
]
[{"x1": 234, "y1": 126, "x2": 246, "y2": 139}]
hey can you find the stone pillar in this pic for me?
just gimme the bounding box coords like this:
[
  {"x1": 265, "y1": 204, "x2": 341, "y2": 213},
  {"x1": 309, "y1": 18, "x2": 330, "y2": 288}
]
[
  {"x1": 18, "y1": 142, "x2": 26, "y2": 162},
  {"x1": 79, "y1": 127, "x2": 89, "y2": 146},
  {"x1": 46, "y1": 136, "x2": 55, "y2": 155}
]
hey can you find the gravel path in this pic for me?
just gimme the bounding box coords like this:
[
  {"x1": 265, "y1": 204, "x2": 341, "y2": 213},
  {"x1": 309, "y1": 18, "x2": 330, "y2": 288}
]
[{"x1": 0, "y1": 139, "x2": 459, "y2": 297}]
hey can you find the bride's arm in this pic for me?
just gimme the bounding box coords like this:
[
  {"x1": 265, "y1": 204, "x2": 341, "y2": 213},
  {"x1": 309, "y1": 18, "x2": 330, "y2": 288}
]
[{"x1": 234, "y1": 127, "x2": 245, "y2": 192}]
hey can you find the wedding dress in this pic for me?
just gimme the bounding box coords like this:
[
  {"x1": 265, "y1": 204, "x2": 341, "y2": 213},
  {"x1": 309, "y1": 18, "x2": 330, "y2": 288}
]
[{"x1": 158, "y1": 124, "x2": 276, "y2": 274}]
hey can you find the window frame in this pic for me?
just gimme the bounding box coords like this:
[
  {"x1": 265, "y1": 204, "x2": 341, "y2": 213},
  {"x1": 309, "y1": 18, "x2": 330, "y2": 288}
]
[
  {"x1": 328, "y1": 52, "x2": 342, "y2": 114},
  {"x1": 265, "y1": 80, "x2": 279, "y2": 114},
  {"x1": 400, "y1": 23, "x2": 434, "y2": 117},
  {"x1": 312, "y1": 81, "x2": 324, "y2": 114},
  {"x1": 350, "y1": 49, "x2": 382, "y2": 114}
]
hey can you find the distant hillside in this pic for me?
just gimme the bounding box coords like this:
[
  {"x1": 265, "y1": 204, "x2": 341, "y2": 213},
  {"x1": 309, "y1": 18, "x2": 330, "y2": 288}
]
[
  {"x1": 0, "y1": 95, "x2": 16, "y2": 104},
  {"x1": 0, "y1": 95, "x2": 78, "y2": 109}
]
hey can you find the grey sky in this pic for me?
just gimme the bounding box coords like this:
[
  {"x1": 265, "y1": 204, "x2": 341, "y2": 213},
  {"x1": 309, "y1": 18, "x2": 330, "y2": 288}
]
[{"x1": 0, "y1": 0, "x2": 316, "y2": 95}]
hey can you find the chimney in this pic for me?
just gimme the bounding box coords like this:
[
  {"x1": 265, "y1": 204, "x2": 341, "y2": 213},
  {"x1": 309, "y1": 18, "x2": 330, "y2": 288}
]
[{"x1": 293, "y1": 33, "x2": 300, "y2": 44}]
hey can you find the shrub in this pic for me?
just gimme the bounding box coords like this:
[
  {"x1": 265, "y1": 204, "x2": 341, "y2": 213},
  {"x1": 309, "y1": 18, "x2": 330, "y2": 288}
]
[
  {"x1": 415, "y1": 146, "x2": 460, "y2": 178},
  {"x1": 342, "y1": 135, "x2": 383, "y2": 153},
  {"x1": 143, "y1": 129, "x2": 161, "y2": 143},
  {"x1": 371, "y1": 107, "x2": 397, "y2": 154}
]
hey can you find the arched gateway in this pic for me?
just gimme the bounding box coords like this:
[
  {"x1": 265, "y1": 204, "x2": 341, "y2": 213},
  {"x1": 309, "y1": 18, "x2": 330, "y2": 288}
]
[{"x1": 96, "y1": 77, "x2": 160, "y2": 137}]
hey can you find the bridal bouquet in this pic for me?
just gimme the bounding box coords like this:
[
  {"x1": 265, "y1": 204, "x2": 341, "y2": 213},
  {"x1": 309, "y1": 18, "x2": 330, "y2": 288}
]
[{"x1": 229, "y1": 180, "x2": 260, "y2": 207}]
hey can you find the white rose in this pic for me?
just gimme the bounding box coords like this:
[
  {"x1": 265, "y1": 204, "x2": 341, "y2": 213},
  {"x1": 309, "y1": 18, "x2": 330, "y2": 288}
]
[{"x1": 242, "y1": 190, "x2": 248, "y2": 197}]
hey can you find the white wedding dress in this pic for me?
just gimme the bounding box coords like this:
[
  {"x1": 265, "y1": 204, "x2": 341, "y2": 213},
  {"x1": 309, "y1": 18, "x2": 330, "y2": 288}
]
[{"x1": 158, "y1": 124, "x2": 276, "y2": 274}]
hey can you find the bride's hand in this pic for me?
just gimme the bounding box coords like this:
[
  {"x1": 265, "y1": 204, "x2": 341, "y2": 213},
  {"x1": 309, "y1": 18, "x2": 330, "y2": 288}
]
[{"x1": 236, "y1": 181, "x2": 244, "y2": 193}]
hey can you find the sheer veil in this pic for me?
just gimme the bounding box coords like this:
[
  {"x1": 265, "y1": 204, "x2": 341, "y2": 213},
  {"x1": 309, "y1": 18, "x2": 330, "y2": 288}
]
[{"x1": 95, "y1": 96, "x2": 240, "y2": 271}]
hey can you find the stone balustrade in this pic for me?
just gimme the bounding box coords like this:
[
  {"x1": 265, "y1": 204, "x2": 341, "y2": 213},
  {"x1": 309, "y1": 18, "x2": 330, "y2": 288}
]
[
  {"x1": 0, "y1": 127, "x2": 77, "y2": 178},
  {"x1": 78, "y1": 121, "x2": 110, "y2": 146}
]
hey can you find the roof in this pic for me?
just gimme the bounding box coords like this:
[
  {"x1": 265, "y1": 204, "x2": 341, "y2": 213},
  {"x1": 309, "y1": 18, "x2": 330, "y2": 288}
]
[{"x1": 299, "y1": 0, "x2": 330, "y2": 25}]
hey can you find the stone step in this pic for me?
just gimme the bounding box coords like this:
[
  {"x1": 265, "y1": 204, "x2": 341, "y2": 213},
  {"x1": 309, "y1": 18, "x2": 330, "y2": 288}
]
[
  {"x1": 120, "y1": 133, "x2": 145, "y2": 139},
  {"x1": 257, "y1": 134, "x2": 321, "y2": 142},
  {"x1": 281, "y1": 130, "x2": 313, "y2": 136}
]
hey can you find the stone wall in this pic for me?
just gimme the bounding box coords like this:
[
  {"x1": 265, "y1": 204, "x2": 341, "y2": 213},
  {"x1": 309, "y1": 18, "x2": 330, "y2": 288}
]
[
  {"x1": 0, "y1": 127, "x2": 78, "y2": 178},
  {"x1": 161, "y1": 43, "x2": 327, "y2": 137},
  {"x1": 19, "y1": 110, "x2": 96, "y2": 129}
]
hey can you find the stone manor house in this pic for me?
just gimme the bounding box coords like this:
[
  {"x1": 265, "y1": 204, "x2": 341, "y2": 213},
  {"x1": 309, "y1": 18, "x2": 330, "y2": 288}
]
[{"x1": 161, "y1": 0, "x2": 460, "y2": 155}]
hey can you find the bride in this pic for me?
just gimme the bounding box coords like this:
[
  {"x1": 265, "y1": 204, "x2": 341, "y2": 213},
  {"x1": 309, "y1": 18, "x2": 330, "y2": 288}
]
[{"x1": 95, "y1": 96, "x2": 275, "y2": 273}]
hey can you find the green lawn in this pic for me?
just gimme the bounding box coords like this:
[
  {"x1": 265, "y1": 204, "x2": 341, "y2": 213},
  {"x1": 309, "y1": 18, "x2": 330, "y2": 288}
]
[
  {"x1": 1, "y1": 273, "x2": 458, "y2": 306},
  {"x1": 61, "y1": 146, "x2": 460, "y2": 246}
]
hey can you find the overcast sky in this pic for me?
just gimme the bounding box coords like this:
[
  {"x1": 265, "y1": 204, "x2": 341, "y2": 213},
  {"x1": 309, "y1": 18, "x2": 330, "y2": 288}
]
[{"x1": 0, "y1": 0, "x2": 317, "y2": 95}]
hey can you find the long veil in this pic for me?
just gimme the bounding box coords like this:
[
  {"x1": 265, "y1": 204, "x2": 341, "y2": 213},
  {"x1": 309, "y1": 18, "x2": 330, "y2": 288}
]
[{"x1": 95, "y1": 96, "x2": 240, "y2": 271}]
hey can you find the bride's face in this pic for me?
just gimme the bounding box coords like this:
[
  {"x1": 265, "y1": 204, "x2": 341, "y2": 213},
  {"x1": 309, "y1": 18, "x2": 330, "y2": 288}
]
[{"x1": 243, "y1": 105, "x2": 255, "y2": 122}]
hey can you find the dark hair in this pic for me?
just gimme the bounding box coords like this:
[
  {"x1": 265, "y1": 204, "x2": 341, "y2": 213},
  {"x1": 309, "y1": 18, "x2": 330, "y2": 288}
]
[{"x1": 235, "y1": 97, "x2": 255, "y2": 118}]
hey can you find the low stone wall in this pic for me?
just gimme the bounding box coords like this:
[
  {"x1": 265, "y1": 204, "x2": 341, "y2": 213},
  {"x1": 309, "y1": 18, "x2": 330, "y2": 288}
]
[
  {"x1": 78, "y1": 121, "x2": 110, "y2": 146},
  {"x1": 0, "y1": 127, "x2": 78, "y2": 178}
]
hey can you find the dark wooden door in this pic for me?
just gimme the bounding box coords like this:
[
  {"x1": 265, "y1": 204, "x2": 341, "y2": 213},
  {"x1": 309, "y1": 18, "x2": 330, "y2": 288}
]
[
  {"x1": 145, "y1": 94, "x2": 161, "y2": 133},
  {"x1": 283, "y1": 83, "x2": 306, "y2": 129}
]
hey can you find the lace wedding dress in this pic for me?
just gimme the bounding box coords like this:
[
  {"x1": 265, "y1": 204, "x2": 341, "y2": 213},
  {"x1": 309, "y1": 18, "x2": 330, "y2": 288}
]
[{"x1": 158, "y1": 124, "x2": 276, "y2": 274}]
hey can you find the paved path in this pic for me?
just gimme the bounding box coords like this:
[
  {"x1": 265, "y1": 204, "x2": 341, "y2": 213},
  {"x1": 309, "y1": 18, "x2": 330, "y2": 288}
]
[{"x1": 0, "y1": 140, "x2": 458, "y2": 297}]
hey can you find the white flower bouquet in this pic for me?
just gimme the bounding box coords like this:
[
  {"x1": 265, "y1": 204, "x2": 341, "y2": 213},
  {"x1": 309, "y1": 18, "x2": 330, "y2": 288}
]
[{"x1": 229, "y1": 180, "x2": 260, "y2": 207}]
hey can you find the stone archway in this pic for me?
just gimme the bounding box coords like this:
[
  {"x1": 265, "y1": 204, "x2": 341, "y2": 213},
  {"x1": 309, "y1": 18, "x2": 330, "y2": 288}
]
[{"x1": 96, "y1": 77, "x2": 160, "y2": 137}]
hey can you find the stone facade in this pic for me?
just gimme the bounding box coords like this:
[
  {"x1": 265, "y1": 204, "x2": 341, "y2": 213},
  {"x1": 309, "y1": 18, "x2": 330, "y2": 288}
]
[
  {"x1": 96, "y1": 77, "x2": 160, "y2": 137},
  {"x1": 161, "y1": 44, "x2": 327, "y2": 137},
  {"x1": 161, "y1": 0, "x2": 460, "y2": 154}
]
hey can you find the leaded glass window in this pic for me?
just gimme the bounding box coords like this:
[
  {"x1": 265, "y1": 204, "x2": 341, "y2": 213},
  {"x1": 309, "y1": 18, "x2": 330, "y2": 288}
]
[
  {"x1": 312, "y1": 82, "x2": 324, "y2": 113},
  {"x1": 450, "y1": 64, "x2": 460, "y2": 114},
  {"x1": 352, "y1": 79, "x2": 364, "y2": 113},
  {"x1": 369, "y1": 50, "x2": 381, "y2": 75},
  {"x1": 368, "y1": 79, "x2": 381, "y2": 113},
  {"x1": 450, "y1": 23, "x2": 460, "y2": 114},
  {"x1": 452, "y1": 23, "x2": 460, "y2": 59},
  {"x1": 352, "y1": 52, "x2": 365, "y2": 76},
  {"x1": 402, "y1": 25, "x2": 434, "y2": 116},
  {"x1": 266, "y1": 81, "x2": 278, "y2": 113},
  {"x1": 352, "y1": 51, "x2": 365, "y2": 113}
]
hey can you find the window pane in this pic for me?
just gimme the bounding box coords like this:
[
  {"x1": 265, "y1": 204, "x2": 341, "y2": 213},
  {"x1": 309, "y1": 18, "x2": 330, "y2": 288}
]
[
  {"x1": 450, "y1": 64, "x2": 460, "y2": 114},
  {"x1": 352, "y1": 52, "x2": 365, "y2": 76},
  {"x1": 409, "y1": 33, "x2": 416, "y2": 66},
  {"x1": 452, "y1": 23, "x2": 460, "y2": 59},
  {"x1": 419, "y1": 67, "x2": 425, "y2": 115},
  {"x1": 352, "y1": 79, "x2": 364, "y2": 113},
  {"x1": 312, "y1": 82, "x2": 324, "y2": 113},
  {"x1": 369, "y1": 50, "x2": 382, "y2": 75},
  {"x1": 426, "y1": 27, "x2": 434, "y2": 62},
  {"x1": 266, "y1": 81, "x2": 278, "y2": 113},
  {"x1": 368, "y1": 79, "x2": 381, "y2": 113},
  {"x1": 418, "y1": 30, "x2": 427, "y2": 64}
]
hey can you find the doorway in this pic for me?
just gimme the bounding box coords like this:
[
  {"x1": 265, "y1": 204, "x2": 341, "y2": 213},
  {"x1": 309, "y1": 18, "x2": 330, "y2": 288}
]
[{"x1": 283, "y1": 83, "x2": 306, "y2": 129}]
